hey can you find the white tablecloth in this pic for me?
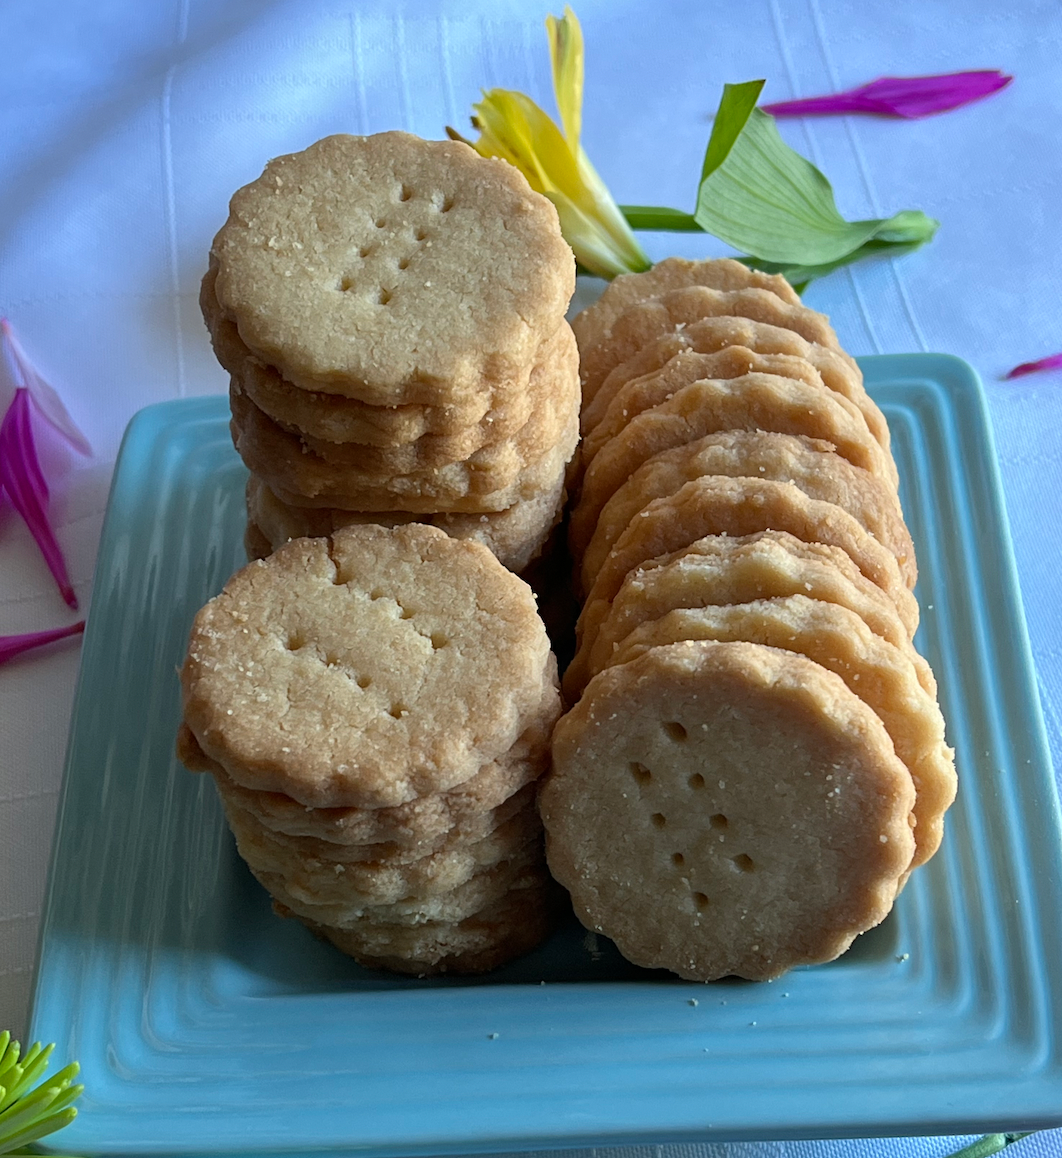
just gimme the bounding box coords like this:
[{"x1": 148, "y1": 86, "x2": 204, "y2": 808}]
[{"x1": 2, "y1": 1, "x2": 1060, "y2": 1154}]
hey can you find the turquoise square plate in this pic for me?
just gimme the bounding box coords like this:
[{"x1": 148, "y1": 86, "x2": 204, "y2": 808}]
[{"x1": 29, "y1": 354, "x2": 1062, "y2": 1155}]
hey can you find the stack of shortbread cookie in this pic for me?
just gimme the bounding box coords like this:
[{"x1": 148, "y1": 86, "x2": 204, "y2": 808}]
[
  {"x1": 541, "y1": 258, "x2": 956, "y2": 982},
  {"x1": 199, "y1": 132, "x2": 579, "y2": 575},
  {"x1": 179, "y1": 523, "x2": 562, "y2": 975}
]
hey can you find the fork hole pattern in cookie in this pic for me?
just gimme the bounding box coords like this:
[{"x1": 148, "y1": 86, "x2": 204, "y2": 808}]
[
  {"x1": 338, "y1": 219, "x2": 435, "y2": 298},
  {"x1": 629, "y1": 761, "x2": 652, "y2": 786}
]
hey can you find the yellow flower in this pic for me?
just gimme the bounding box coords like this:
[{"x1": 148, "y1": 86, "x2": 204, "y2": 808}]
[{"x1": 450, "y1": 7, "x2": 650, "y2": 280}]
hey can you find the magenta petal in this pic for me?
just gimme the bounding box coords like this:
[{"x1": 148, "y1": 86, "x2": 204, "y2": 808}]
[
  {"x1": 762, "y1": 70, "x2": 1013, "y2": 119},
  {"x1": 0, "y1": 318, "x2": 91, "y2": 457},
  {"x1": 1005, "y1": 353, "x2": 1062, "y2": 379},
  {"x1": 0, "y1": 388, "x2": 78, "y2": 609},
  {"x1": 0, "y1": 620, "x2": 85, "y2": 666}
]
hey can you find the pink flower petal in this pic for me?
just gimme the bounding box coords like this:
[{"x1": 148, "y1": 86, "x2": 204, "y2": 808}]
[
  {"x1": 0, "y1": 318, "x2": 91, "y2": 457},
  {"x1": 1005, "y1": 353, "x2": 1062, "y2": 379},
  {"x1": 0, "y1": 621, "x2": 85, "y2": 666},
  {"x1": 762, "y1": 71, "x2": 1013, "y2": 120},
  {"x1": 0, "y1": 388, "x2": 78, "y2": 609}
]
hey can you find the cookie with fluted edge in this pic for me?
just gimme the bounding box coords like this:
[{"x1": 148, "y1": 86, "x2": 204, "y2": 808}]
[
  {"x1": 579, "y1": 345, "x2": 826, "y2": 464},
  {"x1": 311, "y1": 878, "x2": 559, "y2": 976},
  {"x1": 576, "y1": 282, "x2": 853, "y2": 408},
  {"x1": 541, "y1": 639, "x2": 917, "y2": 981},
  {"x1": 571, "y1": 257, "x2": 800, "y2": 392},
  {"x1": 582, "y1": 530, "x2": 928, "y2": 687},
  {"x1": 222, "y1": 794, "x2": 544, "y2": 906},
  {"x1": 259, "y1": 839, "x2": 549, "y2": 929},
  {"x1": 210, "y1": 132, "x2": 574, "y2": 405},
  {"x1": 569, "y1": 373, "x2": 900, "y2": 576},
  {"x1": 245, "y1": 474, "x2": 565, "y2": 576},
  {"x1": 574, "y1": 430, "x2": 915, "y2": 595},
  {"x1": 180, "y1": 523, "x2": 560, "y2": 809},
  {"x1": 566, "y1": 475, "x2": 919, "y2": 698},
  {"x1": 584, "y1": 314, "x2": 887, "y2": 450},
  {"x1": 180, "y1": 712, "x2": 550, "y2": 848},
  {"x1": 607, "y1": 596, "x2": 955, "y2": 869},
  {"x1": 230, "y1": 377, "x2": 579, "y2": 513},
  {"x1": 202, "y1": 261, "x2": 504, "y2": 445},
  {"x1": 231, "y1": 322, "x2": 577, "y2": 477}
]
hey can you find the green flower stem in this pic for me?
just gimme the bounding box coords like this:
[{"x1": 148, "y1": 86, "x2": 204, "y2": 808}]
[
  {"x1": 620, "y1": 205, "x2": 704, "y2": 231},
  {"x1": 947, "y1": 1133, "x2": 1035, "y2": 1158}
]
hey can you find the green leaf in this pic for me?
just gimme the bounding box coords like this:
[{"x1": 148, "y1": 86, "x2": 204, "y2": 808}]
[
  {"x1": 741, "y1": 228, "x2": 938, "y2": 292},
  {"x1": 700, "y1": 79, "x2": 764, "y2": 183},
  {"x1": 694, "y1": 85, "x2": 937, "y2": 268}
]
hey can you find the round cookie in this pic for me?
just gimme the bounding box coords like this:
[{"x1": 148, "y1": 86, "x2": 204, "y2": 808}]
[
  {"x1": 580, "y1": 345, "x2": 827, "y2": 461},
  {"x1": 570, "y1": 372, "x2": 900, "y2": 562},
  {"x1": 230, "y1": 377, "x2": 579, "y2": 513},
  {"x1": 210, "y1": 132, "x2": 575, "y2": 404},
  {"x1": 178, "y1": 718, "x2": 550, "y2": 852},
  {"x1": 239, "y1": 321, "x2": 577, "y2": 476},
  {"x1": 571, "y1": 257, "x2": 801, "y2": 392},
  {"x1": 566, "y1": 475, "x2": 919, "y2": 697},
  {"x1": 245, "y1": 474, "x2": 565, "y2": 576},
  {"x1": 223, "y1": 797, "x2": 544, "y2": 906},
  {"x1": 312, "y1": 879, "x2": 558, "y2": 976},
  {"x1": 574, "y1": 431, "x2": 915, "y2": 595},
  {"x1": 585, "y1": 316, "x2": 886, "y2": 450},
  {"x1": 243, "y1": 517, "x2": 273, "y2": 562},
  {"x1": 220, "y1": 782, "x2": 537, "y2": 867},
  {"x1": 259, "y1": 839, "x2": 549, "y2": 929},
  {"x1": 180, "y1": 523, "x2": 560, "y2": 808},
  {"x1": 541, "y1": 639, "x2": 917, "y2": 981},
  {"x1": 290, "y1": 323, "x2": 577, "y2": 473},
  {"x1": 202, "y1": 262, "x2": 504, "y2": 445},
  {"x1": 608, "y1": 596, "x2": 955, "y2": 869},
  {"x1": 576, "y1": 283, "x2": 853, "y2": 407},
  {"x1": 581, "y1": 530, "x2": 925, "y2": 683}
]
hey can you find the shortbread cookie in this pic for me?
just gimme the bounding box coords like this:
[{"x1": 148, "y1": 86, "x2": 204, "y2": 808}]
[
  {"x1": 577, "y1": 284, "x2": 853, "y2": 406},
  {"x1": 258, "y1": 840, "x2": 549, "y2": 929},
  {"x1": 239, "y1": 322, "x2": 576, "y2": 476},
  {"x1": 210, "y1": 132, "x2": 575, "y2": 404},
  {"x1": 230, "y1": 379, "x2": 579, "y2": 513},
  {"x1": 541, "y1": 640, "x2": 917, "y2": 981},
  {"x1": 609, "y1": 597, "x2": 954, "y2": 868},
  {"x1": 180, "y1": 524, "x2": 560, "y2": 808},
  {"x1": 567, "y1": 475, "x2": 919, "y2": 696},
  {"x1": 571, "y1": 258, "x2": 800, "y2": 383},
  {"x1": 314, "y1": 878, "x2": 557, "y2": 975},
  {"x1": 582, "y1": 531, "x2": 924, "y2": 684},
  {"x1": 178, "y1": 720, "x2": 549, "y2": 850},
  {"x1": 574, "y1": 431, "x2": 915, "y2": 594},
  {"x1": 287, "y1": 323, "x2": 577, "y2": 473},
  {"x1": 246, "y1": 474, "x2": 564, "y2": 576},
  {"x1": 203, "y1": 263, "x2": 502, "y2": 445},
  {"x1": 585, "y1": 316, "x2": 887, "y2": 450},
  {"x1": 243, "y1": 517, "x2": 273, "y2": 562},
  {"x1": 579, "y1": 346, "x2": 825, "y2": 460},
  {"x1": 224, "y1": 798, "x2": 543, "y2": 906},
  {"x1": 221, "y1": 781, "x2": 537, "y2": 867},
  {"x1": 570, "y1": 372, "x2": 900, "y2": 559}
]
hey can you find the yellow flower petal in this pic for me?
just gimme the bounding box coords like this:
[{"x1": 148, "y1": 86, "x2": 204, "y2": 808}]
[
  {"x1": 547, "y1": 6, "x2": 583, "y2": 150},
  {"x1": 461, "y1": 9, "x2": 651, "y2": 280}
]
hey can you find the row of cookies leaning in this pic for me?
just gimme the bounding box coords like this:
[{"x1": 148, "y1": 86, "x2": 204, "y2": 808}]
[
  {"x1": 181, "y1": 132, "x2": 579, "y2": 974},
  {"x1": 539, "y1": 258, "x2": 957, "y2": 982}
]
